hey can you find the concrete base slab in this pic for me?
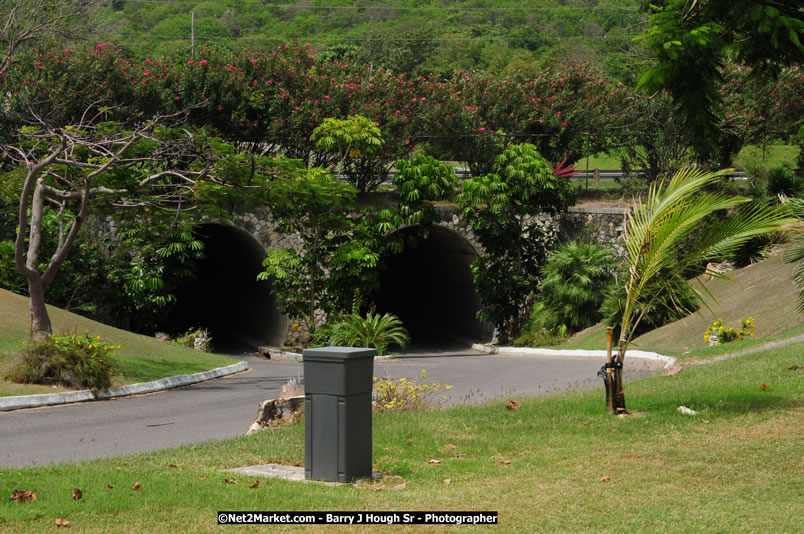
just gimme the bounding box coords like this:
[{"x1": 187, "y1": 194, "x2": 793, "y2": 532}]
[{"x1": 222, "y1": 464, "x2": 383, "y2": 486}]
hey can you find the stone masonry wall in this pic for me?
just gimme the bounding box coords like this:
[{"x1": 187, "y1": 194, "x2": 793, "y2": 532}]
[
  {"x1": 95, "y1": 204, "x2": 626, "y2": 347},
  {"x1": 221, "y1": 205, "x2": 627, "y2": 347}
]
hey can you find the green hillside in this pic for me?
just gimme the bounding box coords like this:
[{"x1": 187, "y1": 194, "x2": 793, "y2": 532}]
[{"x1": 95, "y1": 0, "x2": 645, "y2": 80}]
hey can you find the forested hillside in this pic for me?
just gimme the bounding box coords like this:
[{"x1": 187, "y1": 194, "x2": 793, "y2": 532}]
[{"x1": 96, "y1": 1, "x2": 645, "y2": 81}]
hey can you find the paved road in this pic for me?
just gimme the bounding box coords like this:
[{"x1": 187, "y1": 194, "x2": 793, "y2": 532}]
[{"x1": 0, "y1": 351, "x2": 663, "y2": 468}]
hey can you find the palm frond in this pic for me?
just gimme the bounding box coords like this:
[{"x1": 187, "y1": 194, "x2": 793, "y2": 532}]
[{"x1": 619, "y1": 167, "x2": 799, "y2": 358}]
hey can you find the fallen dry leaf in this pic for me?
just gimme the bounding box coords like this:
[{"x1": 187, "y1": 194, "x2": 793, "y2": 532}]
[
  {"x1": 131, "y1": 481, "x2": 141, "y2": 491},
  {"x1": 168, "y1": 464, "x2": 180, "y2": 468},
  {"x1": 444, "y1": 444, "x2": 457, "y2": 451},
  {"x1": 453, "y1": 453, "x2": 466, "y2": 458},
  {"x1": 249, "y1": 481, "x2": 260, "y2": 489},
  {"x1": 583, "y1": 421, "x2": 591, "y2": 425},
  {"x1": 427, "y1": 459, "x2": 442, "y2": 465},
  {"x1": 701, "y1": 419, "x2": 711, "y2": 424},
  {"x1": 223, "y1": 479, "x2": 238, "y2": 484},
  {"x1": 72, "y1": 488, "x2": 83, "y2": 500},
  {"x1": 11, "y1": 489, "x2": 36, "y2": 502},
  {"x1": 501, "y1": 460, "x2": 512, "y2": 465},
  {"x1": 789, "y1": 364, "x2": 803, "y2": 370},
  {"x1": 600, "y1": 476, "x2": 611, "y2": 482},
  {"x1": 506, "y1": 399, "x2": 521, "y2": 411},
  {"x1": 55, "y1": 518, "x2": 71, "y2": 527},
  {"x1": 442, "y1": 478, "x2": 451, "y2": 485},
  {"x1": 106, "y1": 484, "x2": 115, "y2": 489},
  {"x1": 760, "y1": 383, "x2": 770, "y2": 392}
]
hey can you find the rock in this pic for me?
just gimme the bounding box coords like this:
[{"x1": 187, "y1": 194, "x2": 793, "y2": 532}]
[
  {"x1": 677, "y1": 405, "x2": 698, "y2": 416},
  {"x1": 247, "y1": 396, "x2": 305, "y2": 434}
]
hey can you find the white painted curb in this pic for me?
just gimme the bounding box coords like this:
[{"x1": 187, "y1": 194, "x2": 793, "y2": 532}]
[
  {"x1": 472, "y1": 344, "x2": 677, "y2": 369},
  {"x1": 0, "y1": 361, "x2": 248, "y2": 412}
]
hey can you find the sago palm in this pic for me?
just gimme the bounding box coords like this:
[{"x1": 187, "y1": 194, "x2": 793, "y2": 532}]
[
  {"x1": 609, "y1": 167, "x2": 798, "y2": 413},
  {"x1": 331, "y1": 312, "x2": 411, "y2": 356}
]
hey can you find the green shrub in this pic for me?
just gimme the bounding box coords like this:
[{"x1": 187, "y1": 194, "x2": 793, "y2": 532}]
[
  {"x1": 766, "y1": 166, "x2": 803, "y2": 198},
  {"x1": 528, "y1": 241, "x2": 617, "y2": 335},
  {"x1": 329, "y1": 311, "x2": 411, "y2": 356},
  {"x1": 601, "y1": 268, "x2": 700, "y2": 340},
  {"x1": 9, "y1": 334, "x2": 120, "y2": 390}
]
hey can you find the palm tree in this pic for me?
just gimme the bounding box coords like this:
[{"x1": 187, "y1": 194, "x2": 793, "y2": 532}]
[
  {"x1": 609, "y1": 167, "x2": 799, "y2": 413},
  {"x1": 785, "y1": 197, "x2": 804, "y2": 313}
]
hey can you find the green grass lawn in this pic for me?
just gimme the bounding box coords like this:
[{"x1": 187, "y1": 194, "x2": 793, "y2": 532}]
[
  {"x1": 1, "y1": 339, "x2": 801, "y2": 533},
  {"x1": 560, "y1": 250, "x2": 803, "y2": 360},
  {"x1": 0, "y1": 288, "x2": 238, "y2": 397}
]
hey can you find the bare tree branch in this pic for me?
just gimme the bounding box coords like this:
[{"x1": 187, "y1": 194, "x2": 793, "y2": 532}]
[{"x1": 0, "y1": 0, "x2": 103, "y2": 74}]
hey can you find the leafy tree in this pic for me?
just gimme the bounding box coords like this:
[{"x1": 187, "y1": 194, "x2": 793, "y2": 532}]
[
  {"x1": 310, "y1": 115, "x2": 385, "y2": 193},
  {"x1": 3, "y1": 113, "x2": 220, "y2": 341},
  {"x1": 109, "y1": 219, "x2": 206, "y2": 333},
  {"x1": 0, "y1": 0, "x2": 101, "y2": 74},
  {"x1": 459, "y1": 144, "x2": 576, "y2": 342},
  {"x1": 637, "y1": 0, "x2": 804, "y2": 160},
  {"x1": 608, "y1": 167, "x2": 797, "y2": 413},
  {"x1": 617, "y1": 91, "x2": 695, "y2": 182},
  {"x1": 393, "y1": 154, "x2": 458, "y2": 227},
  {"x1": 257, "y1": 167, "x2": 379, "y2": 334}
]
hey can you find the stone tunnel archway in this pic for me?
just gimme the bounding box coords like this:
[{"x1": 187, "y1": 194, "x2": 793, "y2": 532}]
[
  {"x1": 373, "y1": 225, "x2": 494, "y2": 349},
  {"x1": 164, "y1": 223, "x2": 286, "y2": 353}
]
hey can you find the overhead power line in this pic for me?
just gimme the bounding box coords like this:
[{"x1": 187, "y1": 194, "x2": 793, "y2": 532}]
[
  {"x1": 113, "y1": 34, "x2": 640, "y2": 43},
  {"x1": 117, "y1": 1, "x2": 639, "y2": 12}
]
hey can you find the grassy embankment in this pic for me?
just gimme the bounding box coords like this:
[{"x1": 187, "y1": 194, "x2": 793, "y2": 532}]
[
  {"x1": 560, "y1": 250, "x2": 803, "y2": 362},
  {"x1": 0, "y1": 288, "x2": 237, "y2": 397}
]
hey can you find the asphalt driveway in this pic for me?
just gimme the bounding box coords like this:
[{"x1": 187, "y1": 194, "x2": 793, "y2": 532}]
[{"x1": 0, "y1": 351, "x2": 663, "y2": 467}]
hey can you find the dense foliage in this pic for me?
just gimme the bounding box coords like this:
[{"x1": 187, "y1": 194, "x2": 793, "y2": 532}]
[
  {"x1": 459, "y1": 144, "x2": 576, "y2": 342},
  {"x1": 94, "y1": 0, "x2": 645, "y2": 81},
  {"x1": 637, "y1": 0, "x2": 804, "y2": 161},
  {"x1": 527, "y1": 241, "x2": 617, "y2": 336}
]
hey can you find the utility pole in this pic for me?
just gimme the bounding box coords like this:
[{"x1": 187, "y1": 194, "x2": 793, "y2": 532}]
[{"x1": 191, "y1": 11, "x2": 195, "y2": 55}]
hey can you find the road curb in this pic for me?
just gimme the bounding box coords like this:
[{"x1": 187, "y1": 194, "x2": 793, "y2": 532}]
[
  {"x1": 0, "y1": 361, "x2": 248, "y2": 412},
  {"x1": 471, "y1": 344, "x2": 677, "y2": 369}
]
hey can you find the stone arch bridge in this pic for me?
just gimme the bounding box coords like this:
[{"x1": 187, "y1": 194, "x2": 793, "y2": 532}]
[{"x1": 163, "y1": 203, "x2": 626, "y2": 352}]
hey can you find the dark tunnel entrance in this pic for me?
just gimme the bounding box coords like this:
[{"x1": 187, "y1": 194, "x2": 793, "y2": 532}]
[
  {"x1": 164, "y1": 223, "x2": 285, "y2": 353},
  {"x1": 374, "y1": 225, "x2": 494, "y2": 349}
]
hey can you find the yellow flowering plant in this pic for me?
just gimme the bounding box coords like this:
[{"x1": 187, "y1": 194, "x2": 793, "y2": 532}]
[
  {"x1": 372, "y1": 369, "x2": 453, "y2": 412},
  {"x1": 704, "y1": 317, "x2": 756, "y2": 346}
]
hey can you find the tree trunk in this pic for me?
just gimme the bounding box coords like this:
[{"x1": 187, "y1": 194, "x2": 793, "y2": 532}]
[
  {"x1": 612, "y1": 343, "x2": 627, "y2": 414},
  {"x1": 604, "y1": 327, "x2": 614, "y2": 414},
  {"x1": 28, "y1": 276, "x2": 52, "y2": 341}
]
